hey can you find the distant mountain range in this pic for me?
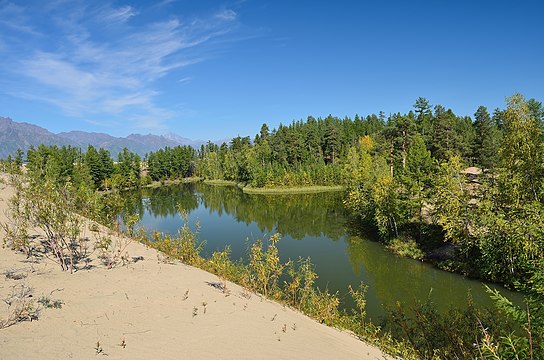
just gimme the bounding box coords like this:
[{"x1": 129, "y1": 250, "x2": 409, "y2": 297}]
[{"x1": 0, "y1": 116, "x2": 229, "y2": 159}]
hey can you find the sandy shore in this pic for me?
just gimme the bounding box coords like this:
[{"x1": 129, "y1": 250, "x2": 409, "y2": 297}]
[{"x1": 0, "y1": 177, "x2": 389, "y2": 359}]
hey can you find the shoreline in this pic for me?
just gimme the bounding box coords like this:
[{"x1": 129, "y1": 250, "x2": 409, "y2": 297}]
[
  {"x1": 145, "y1": 176, "x2": 203, "y2": 188},
  {"x1": 242, "y1": 185, "x2": 344, "y2": 194},
  {"x1": 146, "y1": 178, "x2": 345, "y2": 195},
  {"x1": 0, "y1": 175, "x2": 389, "y2": 360}
]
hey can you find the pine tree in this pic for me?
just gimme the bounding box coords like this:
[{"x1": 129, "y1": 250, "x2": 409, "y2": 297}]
[
  {"x1": 473, "y1": 106, "x2": 499, "y2": 169},
  {"x1": 414, "y1": 97, "x2": 433, "y2": 139}
]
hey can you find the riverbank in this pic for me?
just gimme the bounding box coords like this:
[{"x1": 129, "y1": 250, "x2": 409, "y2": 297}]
[
  {"x1": 202, "y1": 179, "x2": 238, "y2": 186},
  {"x1": 144, "y1": 175, "x2": 346, "y2": 195},
  {"x1": 146, "y1": 176, "x2": 202, "y2": 188},
  {"x1": 0, "y1": 176, "x2": 389, "y2": 360},
  {"x1": 242, "y1": 185, "x2": 344, "y2": 194}
]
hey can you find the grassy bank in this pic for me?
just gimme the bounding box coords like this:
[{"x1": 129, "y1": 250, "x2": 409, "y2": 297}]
[
  {"x1": 201, "y1": 178, "x2": 345, "y2": 194},
  {"x1": 242, "y1": 185, "x2": 344, "y2": 194},
  {"x1": 202, "y1": 179, "x2": 238, "y2": 186},
  {"x1": 146, "y1": 177, "x2": 202, "y2": 188}
]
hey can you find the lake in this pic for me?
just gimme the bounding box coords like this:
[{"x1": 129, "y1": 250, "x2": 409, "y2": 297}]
[{"x1": 126, "y1": 182, "x2": 523, "y2": 322}]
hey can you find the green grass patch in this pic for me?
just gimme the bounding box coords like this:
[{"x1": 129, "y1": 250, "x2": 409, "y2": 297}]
[
  {"x1": 202, "y1": 179, "x2": 238, "y2": 186},
  {"x1": 242, "y1": 185, "x2": 344, "y2": 194},
  {"x1": 146, "y1": 177, "x2": 202, "y2": 188}
]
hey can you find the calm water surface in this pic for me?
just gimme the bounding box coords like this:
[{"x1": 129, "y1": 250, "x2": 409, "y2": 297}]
[{"x1": 126, "y1": 183, "x2": 523, "y2": 321}]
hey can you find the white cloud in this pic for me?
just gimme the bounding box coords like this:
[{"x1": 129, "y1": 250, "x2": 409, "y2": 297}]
[
  {"x1": 100, "y1": 5, "x2": 136, "y2": 23},
  {"x1": 215, "y1": 9, "x2": 237, "y2": 21},
  {"x1": 0, "y1": 1, "x2": 240, "y2": 133},
  {"x1": 178, "y1": 76, "x2": 192, "y2": 84}
]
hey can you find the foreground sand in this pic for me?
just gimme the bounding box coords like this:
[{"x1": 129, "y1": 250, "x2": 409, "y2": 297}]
[{"x1": 0, "y1": 178, "x2": 389, "y2": 359}]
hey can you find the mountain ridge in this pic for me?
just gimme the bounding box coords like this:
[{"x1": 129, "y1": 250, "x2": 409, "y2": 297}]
[{"x1": 0, "y1": 116, "x2": 224, "y2": 159}]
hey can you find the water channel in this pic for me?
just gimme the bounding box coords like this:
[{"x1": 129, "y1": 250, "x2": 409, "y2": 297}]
[{"x1": 126, "y1": 182, "x2": 523, "y2": 322}]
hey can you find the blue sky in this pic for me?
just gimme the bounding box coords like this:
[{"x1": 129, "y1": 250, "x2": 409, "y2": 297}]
[{"x1": 0, "y1": 0, "x2": 543, "y2": 140}]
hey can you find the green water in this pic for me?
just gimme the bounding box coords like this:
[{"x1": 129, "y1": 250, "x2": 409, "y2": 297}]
[{"x1": 126, "y1": 182, "x2": 523, "y2": 322}]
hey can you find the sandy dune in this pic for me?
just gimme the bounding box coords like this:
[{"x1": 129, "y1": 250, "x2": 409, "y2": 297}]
[{"x1": 0, "y1": 177, "x2": 388, "y2": 359}]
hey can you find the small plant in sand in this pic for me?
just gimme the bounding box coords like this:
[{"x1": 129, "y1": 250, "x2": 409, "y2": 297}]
[
  {"x1": 37, "y1": 296, "x2": 64, "y2": 309},
  {"x1": 147, "y1": 207, "x2": 205, "y2": 266},
  {"x1": 1, "y1": 176, "x2": 31, "y2": 255},
  {"x1": 284, "y1": 257, "x2": 318, "y2": 311},
  {"x1": 95, "y1": 340, "x2": 105, "y2": 355},
  {"x1": 0, "y1": 283, "x2": 39, "y2": 329},
  {"x1": 344, "y1": 283, "x2": 380, "y2": 339},
  {"x1": 2, "y1": 175, "x2": 88, "y2": 272},
  {"x1": 4, "y1": 268, "x2": 28, "y2": 281},
  {"x1": 249, "y1": 234, "x2": 283, "y2": 298},
  {"x1": 88, "y1": 222, "x2": 100, "y2": 232},
  {"x1": 94, "y1": 228, "x2": 133, "y2": 269},
  {"x1": 121, "y1": 211, "x2": 140, "y2": 238},
  {"x1": 207, "y1": 246, "x2": 233, "y2": 292}
]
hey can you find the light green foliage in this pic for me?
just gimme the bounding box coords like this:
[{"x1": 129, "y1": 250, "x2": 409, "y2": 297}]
[
  {"x1": 472, "y1": 95, "x2": 544, "y2": 283},
  {"x1": 498, "y1": 94, "x2": 544, "y2": 205},
  {"x1": 249, "y1": 234, "x2": 283, "y2": 298},
  {"x1": 122, "y1": 212, "x2": 140, "y2": 237},
  {"x1": 483, "y1": 261, "x2": 544, "y2": 358},
  {"x1": 432, "y1": 155, "x2": 472, "y2": 245},
  {"x1": 403, "y1": 134, "x2": 434, "y2": 230},
  {"x1": 386, "y1": 237, "x2": 425, "y2": 260},
  {"x1": 207, "y1": 246, "x2": 233, "y2": 290},
  {"x1": 1, "y1": 176, "x2": 30, "y2": 253},
  {"x1": 3, "y1": 174, "x2": 85, "y2": 272},
  {"x1": 387, "y1": 294, "x2": 513, "y2": 359},
  {"x1": 147, "y1": 209, "x2": 205, "y2": 267},
  {"x1": 372, "y1": 175, "x2": 403, "y2": 238},
  {"x1": 344, "y1": 135, "x2": 408, "y2": 239}
]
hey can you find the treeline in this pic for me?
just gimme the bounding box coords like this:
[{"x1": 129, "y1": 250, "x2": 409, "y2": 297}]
[
  {"x1": 192, "y1": 99, "x2": 498, "y2": 187},
  {"x1": 0, "y1": 144, "x2": 143, "y2": 191}
]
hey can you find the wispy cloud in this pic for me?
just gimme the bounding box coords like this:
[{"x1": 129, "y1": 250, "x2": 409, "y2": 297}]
[
  {"x1": 178, "y1": 76, "x2": 192, "y2": 84},
  {"x1": 215, "y1": 9, "x2": 237, "y2": 21},
  {"x1": 0, "y1": 2, "x2": 42, "y2": 37},
  {"x1": 100, "y1": 5, "x2": 137, "y2": 23},
  {"x1": 0, "y1": 0, "x2": 241, "y2": 133}
]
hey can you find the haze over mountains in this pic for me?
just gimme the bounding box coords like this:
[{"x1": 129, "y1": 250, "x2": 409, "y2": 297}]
[{"x1": 0, "y1": 117, "x2": 226, "y2": 158}]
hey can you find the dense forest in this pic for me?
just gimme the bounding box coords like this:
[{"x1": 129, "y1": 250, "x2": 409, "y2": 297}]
[{"x1": 2, "y1": 93, "x2": 544, "y2": 357}]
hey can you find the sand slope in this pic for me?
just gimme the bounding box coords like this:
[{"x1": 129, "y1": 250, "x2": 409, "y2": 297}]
[{"x1": 0, "y1": 178, "x2": 389, "y2": 360}]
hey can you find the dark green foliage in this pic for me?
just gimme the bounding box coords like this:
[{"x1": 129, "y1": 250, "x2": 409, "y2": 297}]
[
  {"x1": 383, "y1": 112, "x2": 417, "y2": 177},
  {"x1": 430, "y1": 105, "x2": 459, "y2": 161},
  {"x1": 146, "y1": 145, "x2": 195, "y2": 181},
  {"x1": 115, "y1": 147, "x2": 141, "y2": 188},
  {"x1": 473, "y1": 105, "x2": 500, "y2": 169},
  {"x1": 196, "y1": 115, "x2": 359, "y2": 187},
  {"x1": 414, "y1": 97, "x2": 433, "y2": 140}
]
